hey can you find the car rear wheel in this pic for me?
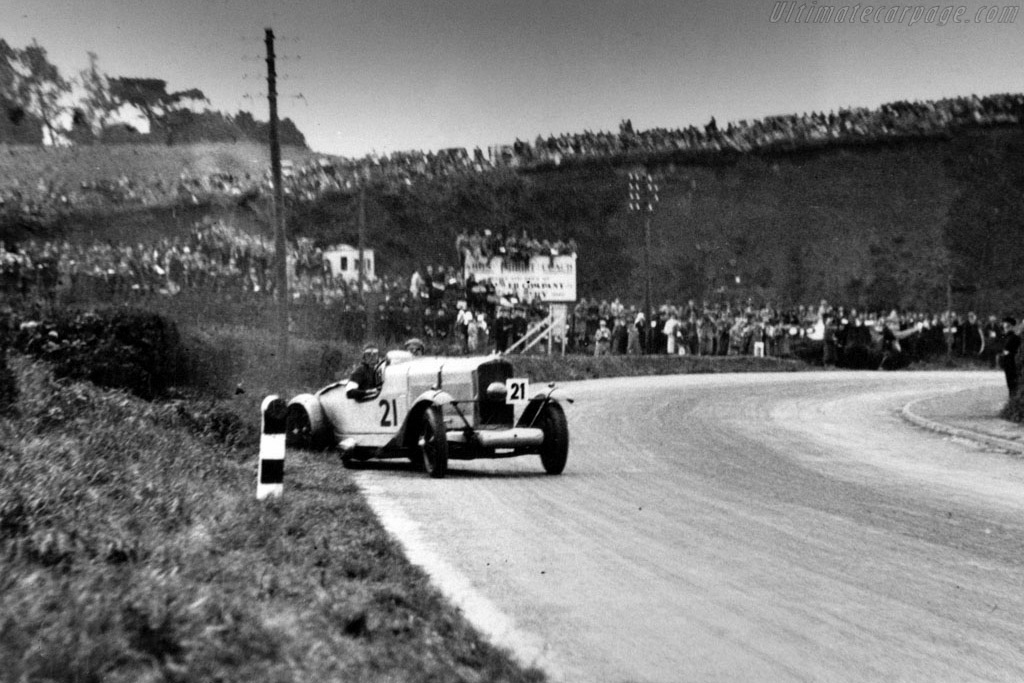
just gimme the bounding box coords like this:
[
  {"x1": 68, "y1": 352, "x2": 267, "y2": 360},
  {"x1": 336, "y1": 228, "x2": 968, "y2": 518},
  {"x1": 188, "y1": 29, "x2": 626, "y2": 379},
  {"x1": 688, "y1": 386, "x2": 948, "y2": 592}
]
[
  {"x1": 286, "y1": 405, "x2": 313, "y2": 449},
  {"x1": 417, "y1": 406, "x2": 448, "y2": 478},
  {"x1": 537, "y1": 402, "x2": 569, "y2": 475}
]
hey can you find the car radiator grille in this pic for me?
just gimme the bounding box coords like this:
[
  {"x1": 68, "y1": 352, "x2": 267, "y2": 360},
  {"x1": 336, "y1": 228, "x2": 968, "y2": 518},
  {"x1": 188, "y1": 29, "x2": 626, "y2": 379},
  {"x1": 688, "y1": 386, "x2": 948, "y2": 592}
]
[{"x1": 475, "y1": 360, "x2": 514, "y2": 428}]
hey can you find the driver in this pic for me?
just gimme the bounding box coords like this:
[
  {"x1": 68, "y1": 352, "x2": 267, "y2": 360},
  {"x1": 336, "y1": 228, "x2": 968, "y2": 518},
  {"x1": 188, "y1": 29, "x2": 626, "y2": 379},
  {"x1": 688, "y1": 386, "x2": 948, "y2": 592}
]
[{"x1": 346, "y1": 344, "x2": 383, "y2": 399}]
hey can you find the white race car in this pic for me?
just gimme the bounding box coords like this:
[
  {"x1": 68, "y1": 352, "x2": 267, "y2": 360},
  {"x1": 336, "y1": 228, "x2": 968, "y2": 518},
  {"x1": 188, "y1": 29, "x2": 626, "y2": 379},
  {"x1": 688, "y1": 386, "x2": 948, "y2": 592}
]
[{"x1": 285, "y1": 352, "x2": 570, "y2": 478}]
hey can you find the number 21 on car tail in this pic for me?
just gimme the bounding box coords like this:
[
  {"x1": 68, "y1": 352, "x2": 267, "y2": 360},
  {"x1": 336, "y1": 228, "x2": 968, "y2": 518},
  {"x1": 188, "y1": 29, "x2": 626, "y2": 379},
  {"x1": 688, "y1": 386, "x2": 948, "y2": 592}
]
[{"x1": 506, "y1": 377, "x2": 529, "y2": 405}]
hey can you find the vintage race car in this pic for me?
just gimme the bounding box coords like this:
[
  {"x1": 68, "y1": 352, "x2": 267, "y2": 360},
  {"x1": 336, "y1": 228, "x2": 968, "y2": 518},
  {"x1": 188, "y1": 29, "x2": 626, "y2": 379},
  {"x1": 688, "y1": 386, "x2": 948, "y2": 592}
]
[{"x1": 285, "y1": 352, "x2": 570, "y2": 478}]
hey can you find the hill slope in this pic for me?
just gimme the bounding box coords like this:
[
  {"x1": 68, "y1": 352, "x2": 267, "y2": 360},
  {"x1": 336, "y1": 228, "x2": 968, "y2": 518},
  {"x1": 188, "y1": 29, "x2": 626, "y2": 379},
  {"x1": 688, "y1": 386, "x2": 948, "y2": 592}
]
[{"x1": 4, "y1": 128, "x2": 1023, "y2": 312}]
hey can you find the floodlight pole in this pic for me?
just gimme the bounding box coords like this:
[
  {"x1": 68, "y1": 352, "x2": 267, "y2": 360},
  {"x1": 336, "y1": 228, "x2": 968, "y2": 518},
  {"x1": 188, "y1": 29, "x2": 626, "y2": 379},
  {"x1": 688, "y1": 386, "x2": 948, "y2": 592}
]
[
  {"x1": 265, "y1": 28, "x2": 288, "y2": 371},
  {"x1": 644, "y1": 211, "x2": 652, "y2": 327},
  {"x1": 627, "y1": 167, "x2": 658, "y2": 348}
]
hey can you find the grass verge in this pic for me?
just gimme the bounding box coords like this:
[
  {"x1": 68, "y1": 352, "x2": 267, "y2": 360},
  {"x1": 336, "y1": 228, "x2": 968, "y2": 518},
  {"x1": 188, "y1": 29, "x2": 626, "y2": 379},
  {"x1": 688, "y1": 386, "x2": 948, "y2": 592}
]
[{"x1": 0, "y1": 355, "x2": 544, "y2": 683}]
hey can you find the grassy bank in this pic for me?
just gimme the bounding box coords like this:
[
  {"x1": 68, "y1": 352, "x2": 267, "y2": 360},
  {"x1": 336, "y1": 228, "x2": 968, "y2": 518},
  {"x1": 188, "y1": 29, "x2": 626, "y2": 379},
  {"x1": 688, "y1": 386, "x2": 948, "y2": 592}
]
[{"x1": 0, "y1": 356, "x2": 544, "y2": 683}]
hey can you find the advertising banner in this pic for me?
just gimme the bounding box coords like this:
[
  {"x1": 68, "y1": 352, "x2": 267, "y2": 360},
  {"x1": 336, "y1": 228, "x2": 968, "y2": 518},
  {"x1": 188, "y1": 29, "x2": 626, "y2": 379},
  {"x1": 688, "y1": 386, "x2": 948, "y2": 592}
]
[{"x1": 463, "y1": 254, "x2": 577, "y2": 303}]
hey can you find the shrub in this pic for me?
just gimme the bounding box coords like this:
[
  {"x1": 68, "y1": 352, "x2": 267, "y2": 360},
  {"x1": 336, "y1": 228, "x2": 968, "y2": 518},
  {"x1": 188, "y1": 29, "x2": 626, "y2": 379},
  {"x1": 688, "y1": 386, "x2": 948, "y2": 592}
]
[
  {"x1": 176, "y1": 330, "x2": 246, "y2": 397},
  {"x1": 0, "y1": 348, "x2": 17, "y2": 416},
  {"x1": 13, "y1": 308, "x2": 185, "y2": 400},
  {"x1": 175, "y1": 400, "x2": 257, "y2": 455}
]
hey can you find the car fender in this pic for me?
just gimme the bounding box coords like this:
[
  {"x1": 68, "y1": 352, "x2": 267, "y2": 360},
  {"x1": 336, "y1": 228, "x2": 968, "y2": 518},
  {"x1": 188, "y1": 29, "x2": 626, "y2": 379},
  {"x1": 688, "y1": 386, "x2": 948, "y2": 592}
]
[
  {"x1": 395, "y1": 390, "x2": 455, "y2": 448},
  {"x1": 516, "y1": 386, "x2": 572, "y2": 428},
  {"x1": 287, "y1": 393, "x2": 328, "y2": 439}
]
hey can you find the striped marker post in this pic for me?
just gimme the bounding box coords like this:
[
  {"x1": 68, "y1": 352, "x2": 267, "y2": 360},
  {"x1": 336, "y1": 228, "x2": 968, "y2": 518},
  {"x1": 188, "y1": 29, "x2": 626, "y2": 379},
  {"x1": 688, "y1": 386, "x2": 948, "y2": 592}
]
[{"x1": 258, "y1": 395, "x2": 287, "y2": 500}]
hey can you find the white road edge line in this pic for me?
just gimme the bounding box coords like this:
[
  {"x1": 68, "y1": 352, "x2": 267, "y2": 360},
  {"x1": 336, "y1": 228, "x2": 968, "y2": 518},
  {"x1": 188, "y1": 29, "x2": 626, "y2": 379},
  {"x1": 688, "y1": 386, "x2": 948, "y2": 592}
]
[{"x1": 357, "y1": 479, "x2": 567, "y2": 682}]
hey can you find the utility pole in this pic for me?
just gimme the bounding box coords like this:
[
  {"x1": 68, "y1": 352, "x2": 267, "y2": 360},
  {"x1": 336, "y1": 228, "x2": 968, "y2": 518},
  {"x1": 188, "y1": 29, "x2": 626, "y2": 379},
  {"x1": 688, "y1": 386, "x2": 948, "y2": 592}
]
[
  {"x1": 265, "y1": 28, "x2": 288, "y2": 372},
  {"x1": 358, "y1": 172, "x2": 370, "y2": 339}
]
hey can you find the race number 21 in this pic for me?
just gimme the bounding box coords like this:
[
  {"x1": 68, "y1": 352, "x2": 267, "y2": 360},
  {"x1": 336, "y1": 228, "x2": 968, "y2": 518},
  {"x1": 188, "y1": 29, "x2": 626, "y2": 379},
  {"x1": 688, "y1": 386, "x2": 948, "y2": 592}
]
[
  {"x1": 379, "y1": 398, "x2": 399, "y2": 426},
  {"x1": 506, "y1": 378, "x2": 529, "y2": 405}
]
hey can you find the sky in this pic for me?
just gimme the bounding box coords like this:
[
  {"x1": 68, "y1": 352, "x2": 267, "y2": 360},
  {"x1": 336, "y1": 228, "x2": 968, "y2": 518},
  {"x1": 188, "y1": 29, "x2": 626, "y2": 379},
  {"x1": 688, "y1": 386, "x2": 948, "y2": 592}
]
[{"x1": 2, "y1": 0, "x2": 1022, "y2": 157}]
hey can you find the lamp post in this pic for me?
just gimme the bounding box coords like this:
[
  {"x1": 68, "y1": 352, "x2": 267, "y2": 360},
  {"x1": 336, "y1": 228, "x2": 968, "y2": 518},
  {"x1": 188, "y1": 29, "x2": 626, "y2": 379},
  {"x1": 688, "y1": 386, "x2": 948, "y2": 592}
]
[{"x1": 627, "y1": 168, "x2": 658, "y2": 343}]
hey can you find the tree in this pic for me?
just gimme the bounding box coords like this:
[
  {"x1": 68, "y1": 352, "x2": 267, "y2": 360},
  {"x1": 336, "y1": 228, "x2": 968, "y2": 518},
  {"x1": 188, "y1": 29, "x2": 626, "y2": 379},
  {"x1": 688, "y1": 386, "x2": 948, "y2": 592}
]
[
  {"x1": 108, "y1": 77, "x2": 208, "y2": 139},
  {"x1": 78, "y1": 51, "x2": 119, "y2": 138},
  {"x1": 0, "y1": 39, "x2": 17, "y2": 101},
  {"x1": 11, "y1": 39, "x2": 72, "y2": 145},
  {"x1": 0, "y1": 39, "x2": 42, "y2": 143}
]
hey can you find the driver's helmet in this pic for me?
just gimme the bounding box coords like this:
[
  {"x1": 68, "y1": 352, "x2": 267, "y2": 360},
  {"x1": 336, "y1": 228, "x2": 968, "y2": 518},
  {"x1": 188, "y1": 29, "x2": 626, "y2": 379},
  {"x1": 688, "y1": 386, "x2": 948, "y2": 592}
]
[
  {"x1": 361, "y1": 344, "x2": 380, "y2": 366},
  {"x1": 404, "y1": 337, "x2": 425, "y2": 356}
]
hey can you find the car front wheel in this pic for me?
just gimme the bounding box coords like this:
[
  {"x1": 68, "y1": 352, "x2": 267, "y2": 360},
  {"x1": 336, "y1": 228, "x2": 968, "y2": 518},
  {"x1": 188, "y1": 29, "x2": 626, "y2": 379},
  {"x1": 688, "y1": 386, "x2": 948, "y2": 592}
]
[
  {"x1": 417, "y1": 406, "x2": 449, "y2": 478},
  {"x1": 536, "y1": 402, "x2": 569, "y2": 475}
]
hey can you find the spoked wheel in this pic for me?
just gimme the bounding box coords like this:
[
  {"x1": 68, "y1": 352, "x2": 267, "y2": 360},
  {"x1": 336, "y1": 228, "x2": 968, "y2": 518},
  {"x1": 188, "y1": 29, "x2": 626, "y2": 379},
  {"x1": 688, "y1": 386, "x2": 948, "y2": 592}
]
[
  {"x1": 536, "y1": 402, "x2": 569, "y2": 475},
  {"x1": 417, "y1": 406, "x2": 448, "y2": 479},
  {"x1": 285, "y1": 405, "x2": 313, "y2": 449}
]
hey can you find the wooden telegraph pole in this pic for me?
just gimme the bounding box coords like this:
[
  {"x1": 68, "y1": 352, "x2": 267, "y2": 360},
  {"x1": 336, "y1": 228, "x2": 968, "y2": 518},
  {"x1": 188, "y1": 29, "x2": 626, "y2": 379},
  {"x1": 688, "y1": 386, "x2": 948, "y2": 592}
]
[
  {"x1": 265, "y1": 28, "x2": 289, "y2": 372},
  {"x1": 359, "y1": 177, "x2": 367, "y2": 335}
]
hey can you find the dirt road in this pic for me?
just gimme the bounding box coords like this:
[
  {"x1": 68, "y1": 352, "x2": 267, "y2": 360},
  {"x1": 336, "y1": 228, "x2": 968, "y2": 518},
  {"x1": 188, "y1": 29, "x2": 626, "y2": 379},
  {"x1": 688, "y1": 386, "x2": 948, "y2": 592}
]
[{"x1": 354, "y1": 371, "x2": 1024, "y2": 682}]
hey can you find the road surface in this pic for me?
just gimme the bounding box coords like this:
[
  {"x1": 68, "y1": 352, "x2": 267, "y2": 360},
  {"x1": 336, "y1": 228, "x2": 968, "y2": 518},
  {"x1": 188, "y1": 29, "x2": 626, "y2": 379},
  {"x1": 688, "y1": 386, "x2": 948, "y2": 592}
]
[{"x1": 354, "y1": 371, "x2": 1024, "y2": 683}]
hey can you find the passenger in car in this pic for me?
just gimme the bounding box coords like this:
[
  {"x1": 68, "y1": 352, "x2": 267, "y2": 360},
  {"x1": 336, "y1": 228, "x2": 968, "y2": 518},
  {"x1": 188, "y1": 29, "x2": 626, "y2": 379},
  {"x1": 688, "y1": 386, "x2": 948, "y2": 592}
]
[{"x1": 404, "y1": 337, "x2": 426, "y2": 356}]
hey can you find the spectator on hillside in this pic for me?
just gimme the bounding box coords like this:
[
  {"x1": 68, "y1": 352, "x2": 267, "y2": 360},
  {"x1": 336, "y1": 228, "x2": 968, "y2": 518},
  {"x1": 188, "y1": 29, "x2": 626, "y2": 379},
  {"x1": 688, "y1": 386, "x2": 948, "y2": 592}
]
[{"x1": 409, "y1": 268, "x2": 424, "y2": 300}]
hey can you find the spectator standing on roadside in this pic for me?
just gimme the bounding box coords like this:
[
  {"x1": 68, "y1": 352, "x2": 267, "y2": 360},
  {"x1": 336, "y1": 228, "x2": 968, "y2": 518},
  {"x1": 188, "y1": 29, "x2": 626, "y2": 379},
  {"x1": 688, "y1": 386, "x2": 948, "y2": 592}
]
[
  {"x1": 878, "y1": 314, "x2": 920, "y2": 371},
  {"x1": 609, "y1": 297, "x2": 625, "y2": 321},
  {"x1": 999, "y1": 316, "x2": 1020, "y2": 398},
  {"x1": 494, "y1": 307, "x2": 513, "y2": 353},
  {"x1": 594, "y1": 319, "x2": 611, "y2": 356},
  {"x1": 466, "y1": 312, "x2": 482, "y2": 354},
  {"x1": 456, "y1": 304, "x2": 473, "y2": 352},
  {"x1": 622, "y1": 313, "x2": 638, "y2": 356},
  {"x1": 960, "y1": 311, "x2": 986, "y2": 358},
  {"x1": 663, "y1": 310, "x2": 680, "y2": 355},
  {"x1": 610, "y1": 317, "x2": 628, "y2": 354}
]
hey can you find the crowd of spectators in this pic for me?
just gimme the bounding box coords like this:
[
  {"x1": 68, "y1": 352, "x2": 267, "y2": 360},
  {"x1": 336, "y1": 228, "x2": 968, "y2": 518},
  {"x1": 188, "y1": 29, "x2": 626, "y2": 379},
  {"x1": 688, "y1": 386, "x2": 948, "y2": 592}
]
[
  {"x1": 0, "y1": 220, "x2": 556, "y2": 353},
  {"x1": 568, "y1": 297, "x2": 1022, "y2": 369},
  {"x1": 3, "y1": 215, "x2": 1017, "y2": 368},
  {"x1": 2, "y1": 93, "x2": 1021, "y2": 223},
  {"x1": 454, "y1": 228, "x2": 577, "y2": 267},
  {"x1": 0, "y1": 169, "x2": 267, "y2": 224},
  {"x1": 502, "y1": 93, "x2": 1024, "y2": 167}
]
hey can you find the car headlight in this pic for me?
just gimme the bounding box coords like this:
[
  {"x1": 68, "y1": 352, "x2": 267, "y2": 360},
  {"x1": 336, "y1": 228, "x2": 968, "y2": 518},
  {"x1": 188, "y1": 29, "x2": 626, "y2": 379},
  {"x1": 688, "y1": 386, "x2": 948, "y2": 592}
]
[{"x1": 485, "y1": 382, "x2": 507, "y2": 401}]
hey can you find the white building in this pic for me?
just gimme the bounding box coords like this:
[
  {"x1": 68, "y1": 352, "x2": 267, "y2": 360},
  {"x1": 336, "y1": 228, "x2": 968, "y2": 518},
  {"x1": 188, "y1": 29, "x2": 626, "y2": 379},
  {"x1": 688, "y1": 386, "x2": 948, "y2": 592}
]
[{"x1": 323, "y1": 244, "x2": 376, "y2": 282}]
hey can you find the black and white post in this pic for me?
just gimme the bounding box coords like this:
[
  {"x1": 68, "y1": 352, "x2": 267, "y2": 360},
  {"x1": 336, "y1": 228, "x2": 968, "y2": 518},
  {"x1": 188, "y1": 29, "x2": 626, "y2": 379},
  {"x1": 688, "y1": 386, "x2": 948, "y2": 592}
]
[{"x1": 258, "y1": 395, "x2": 287, "y2": 499}]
